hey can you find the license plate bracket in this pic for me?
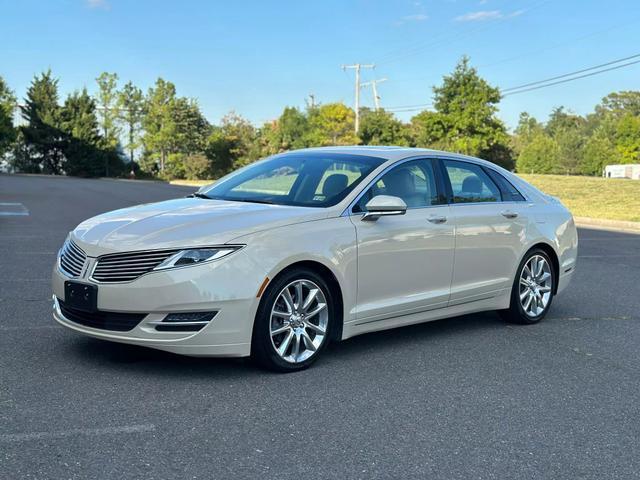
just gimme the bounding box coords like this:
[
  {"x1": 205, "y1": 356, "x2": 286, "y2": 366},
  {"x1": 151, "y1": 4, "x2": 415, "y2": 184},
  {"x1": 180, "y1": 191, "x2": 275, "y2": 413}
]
[{"x1": 64, "y1": 281, "x2": 98, "y2": 312}]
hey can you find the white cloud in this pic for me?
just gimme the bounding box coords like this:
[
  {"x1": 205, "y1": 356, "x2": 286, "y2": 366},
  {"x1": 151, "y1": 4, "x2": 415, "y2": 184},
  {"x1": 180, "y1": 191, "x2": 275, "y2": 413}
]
[
  {"x1": 86, "y1": 0, "x2": 110, "y2": 10},
  {"x1": 455, "y1": 9, "x2": 523, "y2": 22},
  {"x1": 395, "y1": 12, "x2": 428, "y2": 26},
  {"x1": 402, "y1": 13, "x2": 429, "y2": 21}
]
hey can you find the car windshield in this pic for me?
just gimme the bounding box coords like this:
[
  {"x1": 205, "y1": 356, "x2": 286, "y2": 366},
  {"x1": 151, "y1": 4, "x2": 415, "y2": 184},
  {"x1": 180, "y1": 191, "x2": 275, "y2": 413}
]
[{"x1": 201, "y1": 152, "x2": 386, "y2": 207}]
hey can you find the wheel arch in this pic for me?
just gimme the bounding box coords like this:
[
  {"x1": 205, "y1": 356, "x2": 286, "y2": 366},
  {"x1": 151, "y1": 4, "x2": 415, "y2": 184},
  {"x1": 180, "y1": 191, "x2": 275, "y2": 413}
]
[{"x1": 259, "y1": 260, "x2": 345, "y2": 343}]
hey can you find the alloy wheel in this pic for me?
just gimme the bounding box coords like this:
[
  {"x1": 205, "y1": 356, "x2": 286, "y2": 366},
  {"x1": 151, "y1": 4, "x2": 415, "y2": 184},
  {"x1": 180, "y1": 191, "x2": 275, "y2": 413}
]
[
  {"x1": 519, "y1": 254, "x2": 553, "y2": 317},
  {"x1": 269, "y1": 279, "x2": 329, "y2": 363}
]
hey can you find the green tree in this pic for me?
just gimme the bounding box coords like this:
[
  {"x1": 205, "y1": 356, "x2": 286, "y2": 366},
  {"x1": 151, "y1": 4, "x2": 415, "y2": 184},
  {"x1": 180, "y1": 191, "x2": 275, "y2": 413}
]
[
  {"x1": 171, "y1": 97, "x2": 210, "y2": 156},
  {"x1": 142, "y1": 78, "x2": 177, "y2": 172},
  {"x1": 95, "y1": 72, "x2": 121, "y2": 148},
  {"x1": 20, "y1": 70, "x2": 65, "y2": 173},
  {"x1": 580, "y1": 128, "x2": 618, "y2": 176},
  {"x1": 0, "y1": 76, "x2": 16, "y2": 157},
  {"x1": 10, "y1": 131, "x2": 38, "y2": 173},
  {"x1": 516, "y1": 131, "x2": 560, "y2": 174},
  {"x1": 415, "y1": 56, "x2": 512, "y2": 168},
  {"x1": 511, "y1": 112, "x2": 543, "y2": 158},
  {"x1": 307, "y1": 102, "x2": 358, "y2": 145},
  {"x1": 60, "y1": 89, "x2": 103, "y2": 176},
  {"x1": 95, "y1": 72, "x2": 123, "y2": 176},
  {"x1": 205, "y1": 112, "x2": 260, "y2": 176},
  {"x1": 410, "y1": 110, "x2": 448, "y2": 149},
  {"x1": 615, "y1": 114, "x2": 640, "y2": 163},
  {"x1": 261, "y1": 106, "x2": 310, "y2": 154},
  {"x1": 183, "y1": 154, "x2": 211, "y2": 180},
  {"x1": 555, "y1": 127, "x2": 585, "y2": 174},
  {"x1": 118, "y1": 81, "x2": 144, "y2": 169},
  {"x1": 545, "y1": 107, "x2": 585, "y2": 137},
  {"x1": 597, "y1": 91, "x2": 640, "y2": 117},
  {"x1": 359, "y1": 108, "x2": 410, "y2": 146},
  {"x1": 205, "y1": 128, "x2": 235, "y2": 177}
]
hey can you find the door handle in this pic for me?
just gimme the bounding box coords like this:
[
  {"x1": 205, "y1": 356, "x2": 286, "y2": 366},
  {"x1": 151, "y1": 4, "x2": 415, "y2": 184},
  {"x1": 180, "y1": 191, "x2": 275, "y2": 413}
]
[
  {"x1": 501, "y1": 210, "x2": 518, "y2": 219},
  {"x1": 428, "y1": 215, "x2": 447, "y2": 224}
]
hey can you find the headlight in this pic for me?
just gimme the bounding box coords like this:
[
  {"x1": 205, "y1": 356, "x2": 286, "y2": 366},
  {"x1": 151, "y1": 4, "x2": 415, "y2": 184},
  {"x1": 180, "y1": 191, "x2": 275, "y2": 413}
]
[{"x1": 153, "y1": 246, "x2": 242, "y2": 271}]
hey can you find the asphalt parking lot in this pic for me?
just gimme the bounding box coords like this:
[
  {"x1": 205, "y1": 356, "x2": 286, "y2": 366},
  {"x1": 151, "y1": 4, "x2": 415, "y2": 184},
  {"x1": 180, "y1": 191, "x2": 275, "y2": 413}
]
[{"x1": 1, "y1": 174, "x2": 639, "y2": 479}]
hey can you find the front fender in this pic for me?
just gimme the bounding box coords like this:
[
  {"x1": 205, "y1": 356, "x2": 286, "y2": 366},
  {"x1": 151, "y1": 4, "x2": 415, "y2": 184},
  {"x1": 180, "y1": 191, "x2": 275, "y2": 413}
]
[{"x1": 229, "y1": 216, "x2": 358, "y2": 323}]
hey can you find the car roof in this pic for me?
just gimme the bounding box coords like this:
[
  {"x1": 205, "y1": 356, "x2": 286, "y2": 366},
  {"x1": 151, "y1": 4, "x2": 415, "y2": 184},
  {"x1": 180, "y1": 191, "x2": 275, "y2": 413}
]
[{"x1": 290, "y1": 146, "x2": 492, "y2": 166}]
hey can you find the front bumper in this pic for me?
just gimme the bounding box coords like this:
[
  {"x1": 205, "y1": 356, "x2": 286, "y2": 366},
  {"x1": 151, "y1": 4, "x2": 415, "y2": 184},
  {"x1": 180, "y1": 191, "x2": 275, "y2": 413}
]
[{"x1": 52, "y1": 250, "x2": 266, "y2": 357}]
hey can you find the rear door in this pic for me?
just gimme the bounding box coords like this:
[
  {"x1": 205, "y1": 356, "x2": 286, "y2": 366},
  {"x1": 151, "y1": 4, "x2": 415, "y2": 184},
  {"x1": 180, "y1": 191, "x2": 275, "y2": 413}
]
[
  {"x1": 441, "y1": 159, "x2": 529, "y2": 306},
  {"x1": 350, "y1": 158, "x2": 455, "y2": 323}
]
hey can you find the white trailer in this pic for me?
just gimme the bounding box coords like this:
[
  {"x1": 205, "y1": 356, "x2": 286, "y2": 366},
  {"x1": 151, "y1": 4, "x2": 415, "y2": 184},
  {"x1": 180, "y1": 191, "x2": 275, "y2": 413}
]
[{"x1": 603, "y1": 164, "x2": 640, "y2": 180}]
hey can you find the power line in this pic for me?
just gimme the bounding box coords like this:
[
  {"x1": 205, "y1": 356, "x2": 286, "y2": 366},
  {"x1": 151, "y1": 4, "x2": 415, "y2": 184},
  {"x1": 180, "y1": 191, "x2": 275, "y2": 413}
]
[
  {"x1": 376, "y1": 0, "x2": 552, "y2": 66},
  {"x1": 501, "y1": 53, "x2": 640, "y2": 93},
  {"x1": 386, "y1": 103, "x2": 432, "y2": 112},
  {"x1": 385, "y1": 52, "x2": 640, "y2": 111},
  {"x1": 502, "y1": 58, "x2": 640, "y2": 96},
  {"x1": 478, "y1": 17, "x2": 640, "y2": 69}
]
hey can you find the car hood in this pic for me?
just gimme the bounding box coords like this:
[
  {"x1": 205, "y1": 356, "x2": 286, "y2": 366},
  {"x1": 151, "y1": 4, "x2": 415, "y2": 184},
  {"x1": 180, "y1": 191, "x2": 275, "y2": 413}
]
[{"x1": 72, "y1": 198, "x2": 329, "y2": 256}]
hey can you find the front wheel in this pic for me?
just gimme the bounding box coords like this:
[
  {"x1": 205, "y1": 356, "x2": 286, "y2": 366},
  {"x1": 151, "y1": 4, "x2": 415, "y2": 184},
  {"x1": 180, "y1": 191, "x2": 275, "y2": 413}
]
[
  {"x1": 252, "y1": 268, "x2": 334, "y2": 372},
  {"x1": 500, "y1": 249, "x2": 555, "y2": 325}
]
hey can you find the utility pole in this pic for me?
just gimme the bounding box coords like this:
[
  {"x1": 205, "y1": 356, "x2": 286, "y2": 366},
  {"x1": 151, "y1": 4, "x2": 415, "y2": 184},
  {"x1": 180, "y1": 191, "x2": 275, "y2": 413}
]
[
  {"x1": 341, "y1": 63, "x2": 375, "y2": 133},
  {"x1": 360, "y1": 78, "x2": 387, "y2": 111}
]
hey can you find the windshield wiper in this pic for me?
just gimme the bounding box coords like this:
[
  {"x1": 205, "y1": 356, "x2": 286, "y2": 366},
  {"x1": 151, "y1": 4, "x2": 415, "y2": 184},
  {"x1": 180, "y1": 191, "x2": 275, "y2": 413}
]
[
  {"x1": 187, "y1": 192, "x2": 212, "y2": 199},
  {"x1": 230, "y1": 198, "x2": 276, "y2": 205}
]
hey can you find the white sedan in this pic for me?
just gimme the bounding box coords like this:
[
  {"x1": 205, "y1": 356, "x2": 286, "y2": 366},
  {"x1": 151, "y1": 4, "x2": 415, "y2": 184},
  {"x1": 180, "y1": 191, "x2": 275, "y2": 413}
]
[{"x1": 52, "y1": 147, "x2": 578, "y2": 371}]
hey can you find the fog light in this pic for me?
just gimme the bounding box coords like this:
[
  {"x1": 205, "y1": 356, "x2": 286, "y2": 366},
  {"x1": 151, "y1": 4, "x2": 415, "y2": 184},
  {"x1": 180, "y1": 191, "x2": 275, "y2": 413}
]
[
  {"x1": 164, "y1": 312, "x2": 216, "y2": 323},
  {"x1": 152, "y1": 311, "x2": 217, "y2": 332}
]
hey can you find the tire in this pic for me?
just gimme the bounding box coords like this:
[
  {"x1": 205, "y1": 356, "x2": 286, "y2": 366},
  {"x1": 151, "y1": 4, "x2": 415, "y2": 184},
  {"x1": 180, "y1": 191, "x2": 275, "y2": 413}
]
[
  {"x1": 251, "y1": 267, "x2": 334, "y2": 372},
  {"x1": 500, "y1": 248, "x2": 555, "y2": 325}
]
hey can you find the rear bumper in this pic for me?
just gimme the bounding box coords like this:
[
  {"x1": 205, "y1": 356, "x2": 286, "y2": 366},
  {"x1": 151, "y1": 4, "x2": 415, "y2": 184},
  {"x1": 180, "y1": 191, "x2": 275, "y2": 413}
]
[{"x1": 557, "y1": 267, "x2": 575, "y2": 295}]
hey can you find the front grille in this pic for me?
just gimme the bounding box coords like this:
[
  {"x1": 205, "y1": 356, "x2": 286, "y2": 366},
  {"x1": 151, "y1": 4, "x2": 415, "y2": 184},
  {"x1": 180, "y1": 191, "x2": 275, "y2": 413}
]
[
  {"x1": 59, "y1": 240, "x2": 87, "y2": 278},
  {"x1": 58, "y1": 299, "x2": 147, "y2": 332},
  {"x1": 91, "y1": 249, "x2": 180, "y2": 283}
]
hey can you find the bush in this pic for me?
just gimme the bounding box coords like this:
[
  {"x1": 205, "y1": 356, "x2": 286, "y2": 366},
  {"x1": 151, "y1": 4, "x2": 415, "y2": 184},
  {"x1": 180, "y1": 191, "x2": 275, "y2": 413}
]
[{"x1": 183, "y1": 154, "x2": 211, "y2": 180}]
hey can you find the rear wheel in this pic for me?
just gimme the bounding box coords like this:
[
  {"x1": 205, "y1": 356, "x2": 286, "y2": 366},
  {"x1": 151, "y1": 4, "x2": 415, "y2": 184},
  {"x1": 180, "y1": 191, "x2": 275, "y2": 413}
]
[
  {"x1": 501, "y1": 249, "x2": 555, "y2": 325},
  {"x1": 252, "y1": 268, "x2": 334, "y2": 372}
]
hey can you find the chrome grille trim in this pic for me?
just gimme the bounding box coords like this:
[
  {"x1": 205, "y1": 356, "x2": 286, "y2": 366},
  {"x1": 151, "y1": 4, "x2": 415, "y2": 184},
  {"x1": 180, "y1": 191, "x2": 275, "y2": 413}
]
[
  {"x1": 59, "y1": 239, "x2": 87, "y2": 278},
  {"x1": 91, "y1": 249, "x2": 180, "y2": 283}
]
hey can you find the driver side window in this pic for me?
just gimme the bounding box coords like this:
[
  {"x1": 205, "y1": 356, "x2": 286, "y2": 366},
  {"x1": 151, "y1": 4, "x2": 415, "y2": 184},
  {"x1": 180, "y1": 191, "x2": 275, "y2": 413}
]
[{"x1": 353, "y1": 159, "x2": 439, "y2": 213}]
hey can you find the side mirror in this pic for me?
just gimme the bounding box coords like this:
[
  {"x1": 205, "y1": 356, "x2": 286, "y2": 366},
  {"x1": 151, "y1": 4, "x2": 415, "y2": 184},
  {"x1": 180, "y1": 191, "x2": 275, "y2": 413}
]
[{"x1": 361, "y1": 195, "x2": 407, "y2": 221}]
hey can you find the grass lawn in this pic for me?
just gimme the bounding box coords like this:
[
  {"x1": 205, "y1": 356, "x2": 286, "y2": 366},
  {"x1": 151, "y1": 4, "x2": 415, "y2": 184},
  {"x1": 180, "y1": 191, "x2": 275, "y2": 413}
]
[
  {"x1": 172, "y1": 174, "x2": 640, "y2": 223},
  {"x1": 519, "y1": 174, "x2": 640, "y2": 223}
]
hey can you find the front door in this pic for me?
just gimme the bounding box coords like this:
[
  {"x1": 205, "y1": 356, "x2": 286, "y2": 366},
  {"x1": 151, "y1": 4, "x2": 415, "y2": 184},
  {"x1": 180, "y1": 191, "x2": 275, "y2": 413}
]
[{"x1": 349, "y1": 158, "x2": 455, "y2": 323}]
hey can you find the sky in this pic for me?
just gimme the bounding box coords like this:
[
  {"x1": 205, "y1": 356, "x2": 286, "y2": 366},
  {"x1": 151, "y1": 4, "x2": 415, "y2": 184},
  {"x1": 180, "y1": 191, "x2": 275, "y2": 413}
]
[{"x1": 2, "y1": 0, "x2": 640, "y2": 130}]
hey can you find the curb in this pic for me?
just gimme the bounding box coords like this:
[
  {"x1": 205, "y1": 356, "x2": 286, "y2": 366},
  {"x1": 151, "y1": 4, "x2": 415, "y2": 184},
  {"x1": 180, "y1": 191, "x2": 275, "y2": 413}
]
[
  {"x1": 169, "y1": 180, "x2": 214, "y2": 187},
  {"x1": 575, "y1": 216, "x2": 640, "y2": 234}
]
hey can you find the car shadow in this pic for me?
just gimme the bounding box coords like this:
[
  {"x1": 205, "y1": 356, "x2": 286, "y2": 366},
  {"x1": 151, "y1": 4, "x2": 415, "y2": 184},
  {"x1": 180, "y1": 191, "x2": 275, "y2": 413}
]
[
  {"x1": 326, "y1": 310, "x2": 505, "y2": 360},
  {"x1": 64, "y1": 310, "x2": 507, "y2": 378}
]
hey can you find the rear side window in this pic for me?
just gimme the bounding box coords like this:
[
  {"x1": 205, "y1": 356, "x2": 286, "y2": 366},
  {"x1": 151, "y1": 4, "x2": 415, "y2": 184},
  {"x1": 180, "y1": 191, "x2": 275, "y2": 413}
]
[
  {"x1": 484, "y1": 168, "x2": 526, "y2": 202},
  {"x1": 443, "y1": 160, "x2": 501, "y2": 204}
]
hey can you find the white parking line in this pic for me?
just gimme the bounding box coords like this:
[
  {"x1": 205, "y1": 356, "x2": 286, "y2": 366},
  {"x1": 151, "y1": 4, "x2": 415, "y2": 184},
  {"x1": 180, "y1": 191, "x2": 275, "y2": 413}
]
[
  {"x1": 0, "y1": 424, "x2": 156, "y2": 443},
  {"x1": 0, "y1": 279, "x2": 50, "y2": 282},
  {"x1": 580, "y1": 254, "x2": 640, "y2": 258},
  {"x1": 0, "y1": 203, "x2": 29, "y2": 216},
  {"x1": 0, "y1": 325, "x2": 60, "y2": 331}
]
